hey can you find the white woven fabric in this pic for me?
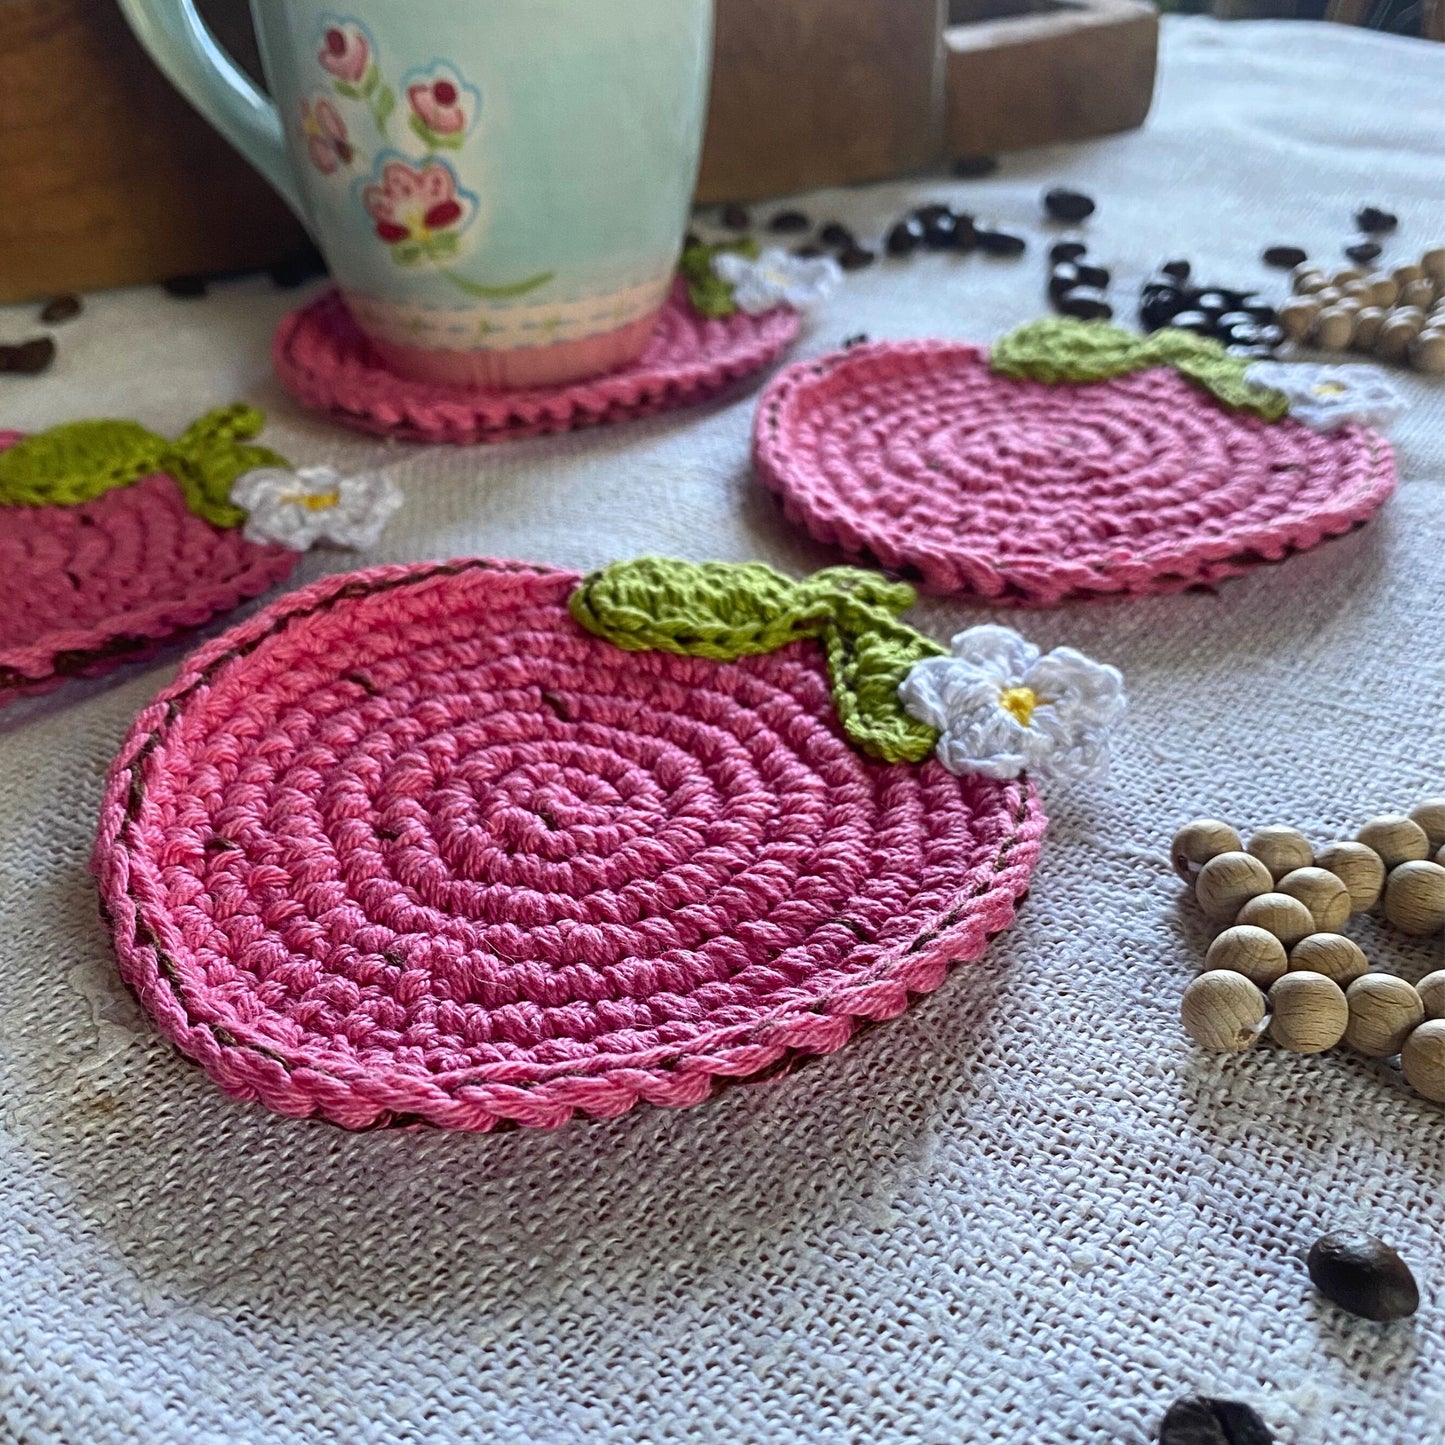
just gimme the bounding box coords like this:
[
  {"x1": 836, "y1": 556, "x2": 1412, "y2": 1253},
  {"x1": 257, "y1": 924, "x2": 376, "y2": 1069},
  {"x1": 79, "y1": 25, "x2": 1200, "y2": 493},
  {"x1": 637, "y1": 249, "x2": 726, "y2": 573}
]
[{"x1": 2, "y1": 20, "x2": 1442, "y2": 1444}]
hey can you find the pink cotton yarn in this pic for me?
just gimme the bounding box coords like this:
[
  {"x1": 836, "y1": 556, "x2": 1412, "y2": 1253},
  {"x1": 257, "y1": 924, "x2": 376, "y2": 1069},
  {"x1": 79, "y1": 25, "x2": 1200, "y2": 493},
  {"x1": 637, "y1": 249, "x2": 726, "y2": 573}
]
[
  {"x1": 0, "y1": 433, "x2": 298, "y2": 706},
  {"x1": 753, "y1": 341, "x2": 1397, "y2": 606},
  {"x1": 273, "y1": 284, "x2": 802, "y2": 444},
  {"x1": 92, "y1": 559, "x2": 1045, "y2": 1132}
]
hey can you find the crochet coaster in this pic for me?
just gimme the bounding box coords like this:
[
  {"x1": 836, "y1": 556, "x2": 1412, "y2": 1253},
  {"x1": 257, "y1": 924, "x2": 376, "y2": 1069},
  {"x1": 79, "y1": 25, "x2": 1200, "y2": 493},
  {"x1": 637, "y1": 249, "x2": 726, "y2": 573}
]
[
  {"x1": 93, "y1": 558, "x2": 1044, "y2": 1132},
  {"x1": 753, "y1": 340, "x2": 1396, "y2": 606},
  {"x1": 273, "y1": 282, "x2": 802, "y2": 444},
  {"x1": 0, "y1": 422, "x2": 298, "y2": 706}
]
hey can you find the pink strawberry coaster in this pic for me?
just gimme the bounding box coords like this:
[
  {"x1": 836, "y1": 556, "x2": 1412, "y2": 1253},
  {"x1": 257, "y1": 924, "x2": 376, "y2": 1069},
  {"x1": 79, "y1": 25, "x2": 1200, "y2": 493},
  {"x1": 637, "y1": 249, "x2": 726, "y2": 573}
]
[
  {"x1": 753, "y1": 340, "x2": 1396, "y2": 606},
  {"x1": 273, "y1": 283, "x2": 802, "y2": 444},
  {"x1": 93, "y1": 558, "x2": 1044, "y2": 1133}
]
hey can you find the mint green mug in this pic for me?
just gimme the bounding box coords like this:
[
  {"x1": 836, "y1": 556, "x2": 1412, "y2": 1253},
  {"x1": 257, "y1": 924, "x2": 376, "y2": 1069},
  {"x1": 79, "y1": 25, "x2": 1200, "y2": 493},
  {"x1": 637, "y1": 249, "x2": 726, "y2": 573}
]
[{"x1": 118, "y1": 0, "x2": 714, "y2": 387}]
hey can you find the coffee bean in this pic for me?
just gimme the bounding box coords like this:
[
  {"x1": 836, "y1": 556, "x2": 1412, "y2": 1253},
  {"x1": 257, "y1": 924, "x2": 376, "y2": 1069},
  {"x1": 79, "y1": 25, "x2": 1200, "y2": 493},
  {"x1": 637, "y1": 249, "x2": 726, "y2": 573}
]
[
  {"x1": 1159, "y1": 1396, "x2": 1275, "y2": 1445},
  {"x1": 1049, "y1": 263, "x2": 1082, "y2": 299},
  {"x1": 1262, "y1": 245, "x2": 1307, "y2": 269},
  {"x1": 792, "y1": 244, "x2": 825, "y2": 259},
  {"x1": 720, "y1": 203, "x2": 751, "y2": 230},
  {"x1": 39, "y1": 294, "x2": 82, "y2": 324},
  {"x1": 1307, "y1": 1231, "x2": 1420, "y2": 1321},
  {"x1": 1355, "y1": 205, "x2": 1398, "y2": 234},
  {"x1": 1074, "y1": 261, "x2": 1110, "y2": 288},
  {"x1": 163, "y1": 275, "x2": 209, "y2": 299},
  {"x1": 0, "y1": 337, "x2": 58, "y2": 375},
  {"x1": 818, "y1": 222, "x2": 854, "y2": 248},
  {"x1": 838, "y1": 246, "x2": 876, "y2": 271},
  {"x1": 1161, "y1": 259, "x2": 1192, "y2": 282},
  {"x1": 1168, "y1": 310, "x2": 1215, "y2": 334},
  {"x1": 947, "y1": 214, "x2": 978, "y2": 252},
  {"x1": 951, "y1": 154, "x2": 998, "y2": 177},
  {"x1": 841, "y1": 333, "x2": 869, "y2": 349},
  {"x1": 1345, "y1": 240, "x2": 1382, "y2": 264},
  {"x1": 922, "y1": 212, "x2": 959, "y2": 249},
  {"x1": 1239, "y1": 302, "x2": 1277, "y2": 322},
  {"x1": 1050, "y1": 240, "x2": 1087, "y2": 264},
  {"x1": 913, "y1": 203, "x2": 954, "y2": 224},
  {"x1": 976, "y1": 229, "x2": 1026, "y2": 256},
  {"x1": 1058, "y1": 287, "x2": 1112, "y2": 320},
  {"x1": 886, "y1": 218, "x2": 924, "y2": 257},
  {"x1": 769, "y1": 209, "x2": 810, "y2": 233},
  {"x1": 1254, "y1": 323, "x2": 1284, "y2": 347},
  {"x1": 1217, "y1": 310, "x2": 1261, "y2": 332},
  {"x1": 1227, "y1": 343, "x2": 1277, "y2": 360},
  {"x1": 1194, "y1": 290, "x2": 1231, "y2": 317},
  {"x1": 1043, "y1": 187, "x2": 1095, "y2": 222},
  {"x1": 1141, "y1": 294, "x2": 1185, "y2": 331}
]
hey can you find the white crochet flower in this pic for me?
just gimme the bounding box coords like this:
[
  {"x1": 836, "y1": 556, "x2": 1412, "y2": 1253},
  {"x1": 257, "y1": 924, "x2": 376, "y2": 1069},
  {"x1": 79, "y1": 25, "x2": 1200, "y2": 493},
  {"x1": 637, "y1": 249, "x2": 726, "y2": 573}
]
[
  {"x1": 711, "y1": 246, "x2": 843, "y2": 315},
  {"x1": 900, "y1": 625, "x2": 1126, "y2": 784},
  {"x1": 1245, "y1": 361, "x2": 1406, "y2": 433},
  {"x1": 231, "y1": 466, "x2": 402, "y2": 550}
]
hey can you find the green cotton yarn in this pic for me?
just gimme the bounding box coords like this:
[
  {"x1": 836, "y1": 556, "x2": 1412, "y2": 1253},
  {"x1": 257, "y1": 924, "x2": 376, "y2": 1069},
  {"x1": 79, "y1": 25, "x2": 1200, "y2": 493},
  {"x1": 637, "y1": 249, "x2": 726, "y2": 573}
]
[
  {"x1": 0, "y1": 403, "x2": 287, "y2": 528},
  {"x1": 679, "y1": 238, "x2": 760, "y2": 320},
  {"x1": 569, "y1": 557, "x2": 946, "y2": 764},
  {"x1": 989, "y1": 318, "x2": 1290, "y2": 420}
]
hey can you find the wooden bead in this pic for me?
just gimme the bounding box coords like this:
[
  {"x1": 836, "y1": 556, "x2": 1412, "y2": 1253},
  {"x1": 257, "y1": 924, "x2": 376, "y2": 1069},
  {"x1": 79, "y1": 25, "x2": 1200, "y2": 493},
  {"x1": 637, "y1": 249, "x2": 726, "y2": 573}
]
[
  {"x1": 1196, "y1": 851, "x2": 1274, "y2": 919},
  {"x1": 1312, "y1": 285, "x2": 1344, "y2": 309},
  {"x1": 1181, "y1": 971, "x2": 1267, "y2": 1052},
  {"x1": 1357, "y1": 814, "x2": 1430, "y2": 869},
  {"x1": 1236, "y1": 892, "x2": 1316, "y2": 948},
  {"x1": 1205, "y1": 926, "x2": 1288, "y2": 989},
  {"x1": 1417, "y1": 970, "x2": 1445, "y2": 1021},
  {"x1": 1245, "y1": 825, "x2": 1313, "y2": 882},
  {"x1": 1278, "y1": 296, "x2": 1320, "y2": 341},
  {"x1": 1382, "y1": 860, "x2": 1445, "y2": 936},
  {"x1": 1312, "y1": 305, "x2": 1355, "y2": 350},
  {"x1": 1423, "y1": 246, "x2": 1445, "y2": 282},
  {"x1": 1289, "y1": 932, "x2": 1369, "y2": 987},
  {"x1": 1314, "y1": 840, "x2": 1387, "y2": 912},
  {"x1": 1332, "y1": 266, "x2": 1366, "y2": 286},
  {"x1": 1269, "y1": 972, "x2": 1349, "y2": 1054},
  {"x1": 1344, "y1": 974, "x2": 1424, "y2": 1058},
  {"x1": 1293, "y1": 265, "x2": 1328, "y2": 294},
  {"x1": 1350, "y1": 306, "x2": 1386, "y2": 352},
  {"x1": 1439, "y1": 844, "x2": 1445, "y2": 868},
  {"x1": 1392, "y1": 262, "x2": 1425, "y2": 286},
  {"x1": 1412, "y1": 328, "x2": 1445, "y2": 375},
  {"x1": 1400, "y1": 277, "x2": 1437, "y2": 311},
  {"x1": 1368, "y1": 274, "x2": 1399, "y2": 309},
  {"x1": 1276, "y1": 867, "x2": 1350, "y2": 933},
  {"x1": 1170, "y1": 818, "x2": 1242, "y2": 880},
  {"x1": 1375, "y1": 315, "x2": 1421, "y2": 363},
  {"x1": 1409, "y1": 799, "x2": 1445, "y2": 850},
  {"x1": 1401, "y1": 1020, "x2": 1445, "y2": 1103}
]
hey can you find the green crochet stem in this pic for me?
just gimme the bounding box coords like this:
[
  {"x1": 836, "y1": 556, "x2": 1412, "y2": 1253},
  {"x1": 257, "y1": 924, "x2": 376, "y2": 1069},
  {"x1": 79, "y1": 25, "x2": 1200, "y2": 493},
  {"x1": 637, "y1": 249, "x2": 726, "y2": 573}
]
[
  {"x1": 0, "y1": 404, "x2": 287, "y2": 528},
  {"x1": 989, "y1": 318, "x2": 1291, "y2": 421},
  {"x1": 679, "y1": 237, "x2": 760, "y2": 320},
  {"x1": 569, "y1": 557, "x2": 946, "y2": 764}
]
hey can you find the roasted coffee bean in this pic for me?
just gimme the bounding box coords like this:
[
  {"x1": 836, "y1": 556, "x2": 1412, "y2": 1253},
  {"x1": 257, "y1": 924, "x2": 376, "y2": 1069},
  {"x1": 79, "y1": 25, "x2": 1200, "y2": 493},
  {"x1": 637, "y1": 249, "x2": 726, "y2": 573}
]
[
  {"x1": 1049, "y1": 263, "x2": 1082, "y2": 299},
  {"x1": 1050, "y1": 240, "x2": 1087, "y2": 264},
  {"x1": 841, "y1": 333, "x2": 869, "y2": 349},
  {"x1": 1194, "y1": 290, "x2": 1231, "y2": 317},
  {"x1": 1168, "y1": 310, "x2": 1215, "y2": 334},
  {"x1": 1355, "y1": 205, "x2": 1398, "y2": 234},
  {"x1": 1159, "y1": 1396, "x2": 1275, "y2": 1445},
  {"x1": 951, "y1": 154, "x2": 998, "y2": 177},
  {"x1": 0, "y1": 337, "x2": 57, "y2": 375},
  {"x1": 976, "y1": 229, "x2": 1026, "y2": 256},
  {"x1": 39, "y1": 294, "x2": 82, "y2": 324},
  {"x1": 913, "y1": 203, "x2": 954, "y2": 224},
  {"x1": 769, "y1": 209, "x2": 810, "y2": 233},
  {"x1": 1043, "y1": 187, "x2": 1095, "y2": 222},
  {"x1": 1262, "y1": 245, "x2": 1307, "y2": 269},
  {"x1": 1223, "y1": 322, "x2": 1263, "y2": 347},
  {"x1": 792, "y1": 243, "x2": 825, "y2": 259},
  {"x1": 1307, "y1": 1231, "x2": 1420, "y2": 1321},
  {"x1": 1141, "y1": 296, "x2": 1185, "y2": 331},
  {"x1": 163, "y1": 275, "x2": 209, "y2": 299},
  {"x1": 1227, "y1": 343, "x2": 1277, "y2": 360},
  {"x1": 885, "y1": 218, "x2": 924, "y2": 257},
  {"x1": 719, "y1": 203, "x2": 751, "y2": 230},
  {"x1": 838, "y1": 245, "x2": 876, "y2": 271},
  {"x1": 1254, "y1": 323, "x2": 1284, "y2": 347},
  {"x1": 1058, "y1": 287, "x2": 1112, "y2": 320},
  {"x1": 1217, "y1": 310, "x2": 1261, "y2": 332},
  {"x1": 1161, "y1": 259, "x2": 1192, "y2": 282},
  {"x1": 1239, "y1": 302, "x2": 1277, "y2": 322},
  {"x1": 818, "y1": 221, "x2": 854, "y2": 248},
  {"x1": 1074, "y1": 261, "x2": 1110, "y2": 288},
  {"x1": 1345, "y1": 240, "x2": 1382, "y2": 264},
  {"x1": 922, "y1": 212, "x2": 959, "y2": 249}
]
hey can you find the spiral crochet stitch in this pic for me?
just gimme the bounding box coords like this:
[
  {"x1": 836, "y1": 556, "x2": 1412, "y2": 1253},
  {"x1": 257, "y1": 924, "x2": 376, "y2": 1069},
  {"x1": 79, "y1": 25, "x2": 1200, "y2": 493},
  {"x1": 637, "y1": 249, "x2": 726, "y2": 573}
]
[
  {"x1": 92, "y1": 559, "x2": 1045, "y2": 1132},
  {"x1": 273, "y1": 282, "x2": 801, "y2": 444},
  {"x1": 753, "y1": 339, "x2": 1396, "y2": 606}
]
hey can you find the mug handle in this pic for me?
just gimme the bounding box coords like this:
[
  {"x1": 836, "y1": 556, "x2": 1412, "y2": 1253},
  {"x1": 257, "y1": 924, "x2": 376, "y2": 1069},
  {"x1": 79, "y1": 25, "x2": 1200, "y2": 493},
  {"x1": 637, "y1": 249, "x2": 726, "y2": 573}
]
[{"x1": 116, "y1": 0, "x2": 304, "y2": 220}]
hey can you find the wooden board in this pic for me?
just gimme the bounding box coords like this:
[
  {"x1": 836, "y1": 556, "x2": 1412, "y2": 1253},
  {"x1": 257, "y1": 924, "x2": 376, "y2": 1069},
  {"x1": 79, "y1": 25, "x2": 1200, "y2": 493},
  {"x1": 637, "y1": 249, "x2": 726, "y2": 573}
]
[
  {"x1": 0, "y1": 0, "x2": 305, "y2": 304},
  {"x1": 944, "y1": 0, "x2": 1158, "y2": 158}
]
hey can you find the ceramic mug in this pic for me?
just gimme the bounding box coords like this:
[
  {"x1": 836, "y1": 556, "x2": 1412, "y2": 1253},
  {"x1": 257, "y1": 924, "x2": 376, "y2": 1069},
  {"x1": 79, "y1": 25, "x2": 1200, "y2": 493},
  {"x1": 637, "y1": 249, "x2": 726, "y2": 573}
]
[{"x1": 117, "y1": 0, "x2": 714, "y2": 387}]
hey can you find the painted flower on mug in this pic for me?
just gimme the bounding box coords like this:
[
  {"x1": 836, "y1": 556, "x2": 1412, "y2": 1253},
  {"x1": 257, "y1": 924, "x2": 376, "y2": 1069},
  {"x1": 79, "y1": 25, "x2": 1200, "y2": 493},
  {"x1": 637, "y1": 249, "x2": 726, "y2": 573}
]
[
  {"x1": 300, "y1": 98, "x2": 354, "y2": 174},
  {"x1": 362, "y1": 157, "x2": 477, "y2": 264},
  {"x1": 405, "y1": 64, "x2": 480, "y2": 150},
  {"x1": 318, "y1": 18, "x2": 372, "y2": 87}
]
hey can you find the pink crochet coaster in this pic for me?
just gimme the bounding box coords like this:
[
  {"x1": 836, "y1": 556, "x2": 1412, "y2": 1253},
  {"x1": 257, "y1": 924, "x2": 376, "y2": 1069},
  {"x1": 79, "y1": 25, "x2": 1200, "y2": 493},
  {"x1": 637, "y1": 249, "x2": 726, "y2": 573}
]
[
  {"x1": 753, "y1": 341, "x2": 1396, "y2": 606},
  {"x1": 93, "y1": 558, "x2": 1044, "y2": 1133},
  {"x1": 273, "y1": 283, "x2": 802, "y2": 444},
  {"x1": 0, "y1": 432, "x2": 298, "y2": 706}
]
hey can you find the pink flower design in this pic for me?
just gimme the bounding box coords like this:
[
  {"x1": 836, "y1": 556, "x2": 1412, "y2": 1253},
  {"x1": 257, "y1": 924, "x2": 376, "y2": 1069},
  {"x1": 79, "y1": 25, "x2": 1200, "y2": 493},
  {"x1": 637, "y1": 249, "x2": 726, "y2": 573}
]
[
  {"x1": 362, "y1": 160, "x2": 473, "y2": 254},
  {"x1": 408, "y1": 75, "x2": 466, "y2": 137},
  {"x1": 319, "y1": 23, "x2": 370, "y2": 84},
  {"x1": 300, "y1": 98, "x2": 354, "y2": 174}
]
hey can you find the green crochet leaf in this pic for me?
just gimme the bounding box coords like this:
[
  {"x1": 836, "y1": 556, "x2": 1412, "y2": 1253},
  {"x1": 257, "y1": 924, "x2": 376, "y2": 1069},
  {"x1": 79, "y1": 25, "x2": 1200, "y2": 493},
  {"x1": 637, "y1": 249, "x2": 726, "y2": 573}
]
[
  {"x1": 0, "y1": 404, "x2": 287, "y2": 529},
  {"x1": 569, "y1": 557, "x2": 945, "y2": 765},
  {"x1": 989, "y1": 318, "x2": 1290, "y2": 421},
  {"x1": 679, "y1": 238, "x2": 760, "y2": 320}
]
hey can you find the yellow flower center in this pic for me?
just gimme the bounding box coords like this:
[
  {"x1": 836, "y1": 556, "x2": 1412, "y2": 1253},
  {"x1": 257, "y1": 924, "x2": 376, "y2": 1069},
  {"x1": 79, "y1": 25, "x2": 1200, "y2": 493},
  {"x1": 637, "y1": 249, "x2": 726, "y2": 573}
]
[
  {"x1": 1310, "y1": 381, "x2": 1348, "y2": 397},
  {"x1": 282, "y1": 489, "x2": 340, "y2": 512},
  {"x1": 999, "y1": 685, "x2": 1038, "y2": 727}
]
